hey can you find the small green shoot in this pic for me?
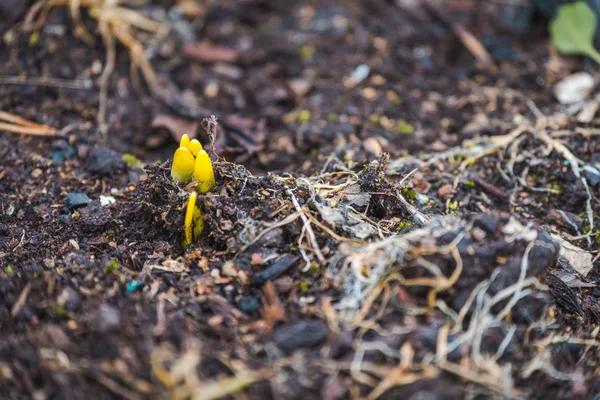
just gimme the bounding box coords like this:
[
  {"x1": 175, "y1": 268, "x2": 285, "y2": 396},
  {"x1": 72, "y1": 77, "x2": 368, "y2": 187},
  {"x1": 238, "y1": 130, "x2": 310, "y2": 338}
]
[
  {"x1": 122, "y1": 153, "x2": 143, "y2": 167},
  {"x1": 550, "y1": 2, "x2": 600, "y2": 64},
  {"x1": 401, "y1": 187, "x2": 417, "y2": 201},
  {"x1": 104, "y1": 260, "x2": 120, "y2": 274},
  {"x1": 327, "y1": 112, "x2": 339, "y2": 122},
  {"x1": 28, "y1": 32, "x2": 39, "y2": 47},
  {"x1": 299, "y1": 281, "x2": 309, "y2": 293},
  {"x1": 306, "y1": 263, "x2": 320, "y2": 273},
  {"x1": 297, "y1": 44, "x2": 315, "y2": 61},
  {"x1": 396, "y1": 221, "x2": 413, "y2": 232},
  {"x1": 395, "y1": 121, "x2": 415, "y2": 134},
  {"x1": 48, "y1": 303, "x2": 67, "y2": 318},
  {"x1": 297, "y1": 110, "x2": 311, "y2": 123}
]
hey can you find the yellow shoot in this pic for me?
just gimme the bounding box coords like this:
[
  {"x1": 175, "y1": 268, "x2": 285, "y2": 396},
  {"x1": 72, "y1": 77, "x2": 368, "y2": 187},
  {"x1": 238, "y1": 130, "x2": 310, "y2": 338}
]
[
  {"x1": 194, "y1": 150, "x2": 216, "y2": 193},
  {"x1": 193, "y1": 206, "x2": 204, "y2": 239},
  {"x1": 180, "y1": 133, "x2": 190, "y2": 148},
  {"x1": 171, "y1": 147, "x2": 195, "y2": 183},
  {"x1": 184, "y1": 191, "x2": 197, "y2": 246},
  {"x1": 171, "y1": 133, "x2": 215, "y2": 248},
  {"x1": 189, "y1": 139, "x2": 202, "y2": 156},
  {"x1": 183, "y1": 191, "x2": 203, "y2": 247}
]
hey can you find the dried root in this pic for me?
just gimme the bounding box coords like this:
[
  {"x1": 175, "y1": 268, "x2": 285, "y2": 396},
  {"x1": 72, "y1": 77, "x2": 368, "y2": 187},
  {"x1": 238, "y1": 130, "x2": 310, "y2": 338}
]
[
  {"x1": 0, "y1": 110, "x2": 68, "y2": 136},
  {"x1": 332, "y1": 214, "x2": 571, "y2": 398},
  {"x1": 24, "y1": 0, "x2": 166, "y2": 133}
]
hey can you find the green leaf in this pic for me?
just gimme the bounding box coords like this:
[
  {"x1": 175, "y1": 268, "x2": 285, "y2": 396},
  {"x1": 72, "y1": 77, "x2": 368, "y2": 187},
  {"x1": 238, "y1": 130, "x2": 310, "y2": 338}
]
[{"x1": 550, "y1": 1, "x2": 600, "y2": 64}]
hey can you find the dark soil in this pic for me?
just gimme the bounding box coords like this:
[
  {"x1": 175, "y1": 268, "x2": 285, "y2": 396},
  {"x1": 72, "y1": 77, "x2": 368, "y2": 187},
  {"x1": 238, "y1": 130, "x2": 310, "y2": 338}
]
[{"x1": 1, "y1": 1, "x2": 599, "y2": 399}]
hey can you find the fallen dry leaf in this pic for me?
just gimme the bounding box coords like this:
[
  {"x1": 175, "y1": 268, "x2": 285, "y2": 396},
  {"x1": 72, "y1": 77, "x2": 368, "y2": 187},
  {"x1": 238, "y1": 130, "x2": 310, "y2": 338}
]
[{"x1": 552, "y1": 234, "x2": 594, "y2": 277}]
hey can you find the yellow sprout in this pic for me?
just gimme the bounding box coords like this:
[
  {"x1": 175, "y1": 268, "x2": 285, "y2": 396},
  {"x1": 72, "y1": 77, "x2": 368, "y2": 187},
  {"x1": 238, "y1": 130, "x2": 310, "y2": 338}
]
[
  {"x1": 171, "y1": 147, "x2": 195, "y2": 183},
  {"x1": 171, "y1": 133, "x2": 195, "y2": 184},
  {"x1": 183, "y1": 191, "x2": 203, "y2": 247},
  {"x1": 171, "y1": 133, "x2": 216, "y2": 248},
  {"x1": 189, "y1": 139, "x2": 202, "y2": 156},
  {"x1": 194, "y1": 150, "x2": 216, "y2": 193},
  {"x1": 170, "y1": 135, "x2": 213, "y2": 188},
  {"x1": 180, "y1": 134, "x2": 190, "y2": 148},
  {"x1": 193, "y1": 206, "x2": 204, "y2": 239}
]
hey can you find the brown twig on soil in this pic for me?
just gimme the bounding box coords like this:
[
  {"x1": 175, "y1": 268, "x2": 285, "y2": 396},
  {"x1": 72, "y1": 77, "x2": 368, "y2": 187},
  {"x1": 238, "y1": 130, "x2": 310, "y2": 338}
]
[
  {"x1": 11, "y1": 282, "x2": 32, "y2": 317},
  {"x1": 0, "y1": 75, "x2": 93, "y2": 90},
  {"x1": 472, "y1": 177, "x2": 509, "y2": 201},
  {"x1": 423, "y1": 0, "x2": 497, "y2": 73},
  {"x1": 260, "y1": 282, "x2": 287, "y2": 330},
  {"x1": 0, "y1": 110, "x2": 63, "y2": 137},
  {"x1": 25, "y1": 0, "x2": 164, "y2": 134}
]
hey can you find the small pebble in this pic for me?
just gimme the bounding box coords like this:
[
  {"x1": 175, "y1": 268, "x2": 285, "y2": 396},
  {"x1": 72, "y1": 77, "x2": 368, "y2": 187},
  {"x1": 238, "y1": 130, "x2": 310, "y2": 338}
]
[
  {"x1": 66, "y1": 193, "x2": 91, "y2": 209},
  {"x1": 272, "y1": 320, "x2": 328, "y2": 354},
  {"x1": 99, "y1": 195, "x2": 116, "y2": 206},
  {"x1": 554, "y1": 72, "x2": 595, "y2": 104},
  {"x1": 204, "y1": 82, "x2": 219, "y2": 98},
  {"x1": 86, "y1": 147, "x2": 126, "y2": 176},
  {"x1": 583, "y1": 165, "x2": 600, "y2": 186},
  {"x1": 362, "y1": 87, "x2": 377, "y2": 100},
  {"x1": 349, "y1": 64, "x2": 370, "y2": 85},
  {"x1": 363, "y1": 137, "x2": 382, "y2": 156}
]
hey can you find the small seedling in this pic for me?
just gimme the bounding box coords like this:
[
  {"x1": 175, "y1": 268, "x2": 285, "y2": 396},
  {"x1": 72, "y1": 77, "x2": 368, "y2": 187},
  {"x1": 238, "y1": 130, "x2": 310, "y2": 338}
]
[
  {"x1": 550, "y1": 2, "x2": 600, "y2": 64},
  {"x1": 194, "y1": 150, "x2": 216, "y2": 193},
  {"x1": 103, "y1": 260, "x2": 120, "y2": 274},
  {"x1": 171, "y1": 132, "x2": 216, "y2": 247},
  {"x1": 297, "y1": 110, "x2": 311, "y2": 123},
  {"x1": 171, "y1": 134, "x2": 200, "y2": 183},
  {"x1": 395, "y1": 121, "x2": 415, "y2": 134},
  {"x1": 122, "y1": 153, "x2": 143, "y2": 167},
  {"x1": 183, "y1": 191, "x2": 204, "y2": 247},
  {"x1": 396, "y1": 221, "x2": 413, "y2": 232},
  {"x1": 170, "y1": 134, "x2": 216, "y2": 193}
]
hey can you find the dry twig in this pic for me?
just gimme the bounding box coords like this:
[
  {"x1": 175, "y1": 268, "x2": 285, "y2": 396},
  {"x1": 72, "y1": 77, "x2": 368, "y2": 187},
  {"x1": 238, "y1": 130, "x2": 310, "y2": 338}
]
[
  {"x1": 0, "y1": 110, "x2": 63, "y2": 137},
  {"x1": 25, "y1": 0, "x2": 165, "y2": 133}
]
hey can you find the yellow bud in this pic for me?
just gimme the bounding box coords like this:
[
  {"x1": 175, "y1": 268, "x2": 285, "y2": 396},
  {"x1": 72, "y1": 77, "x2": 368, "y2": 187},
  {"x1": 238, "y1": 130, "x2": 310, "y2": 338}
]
[
  {"x1": 189, "y1": 139, "x2": 202, "y2": 156},
  {"x1": 180, "y1": 134, "x2": 190, "y2": 148},
  {"x1": 171, "y1": 147, "x2": 195, "y2": 183},
  {"x1": 184, "y1": 191, "x2": 198, "y2": 247},
  {"x1": 194, "y1": 150, "x2": 216, "y2": 193},
  {"x1": 193, "y1": 206, "x2": 204, "y2": 239}
]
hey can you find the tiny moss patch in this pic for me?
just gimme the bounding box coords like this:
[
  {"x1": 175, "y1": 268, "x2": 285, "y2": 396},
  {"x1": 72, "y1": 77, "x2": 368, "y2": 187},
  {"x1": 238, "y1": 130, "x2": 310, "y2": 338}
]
[
  {"x1": 298, "y1": 110, "x2": 312, "y2": 123},
  {"x1": 401, "y1": 187, "x2": 417, "y2": 201},
  {"x1": 396, "y1": 121, "x2": 415, "y2": 134},
  {"x1": 123, "y1": 153, "x2": 143, "y2": 167}
]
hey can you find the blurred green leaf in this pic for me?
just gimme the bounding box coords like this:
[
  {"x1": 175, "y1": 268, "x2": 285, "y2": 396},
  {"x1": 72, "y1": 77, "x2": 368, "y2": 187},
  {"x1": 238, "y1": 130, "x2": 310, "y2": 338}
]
[{"x1": 550, "y1": 1, "x2": 600, "y2": 64}]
